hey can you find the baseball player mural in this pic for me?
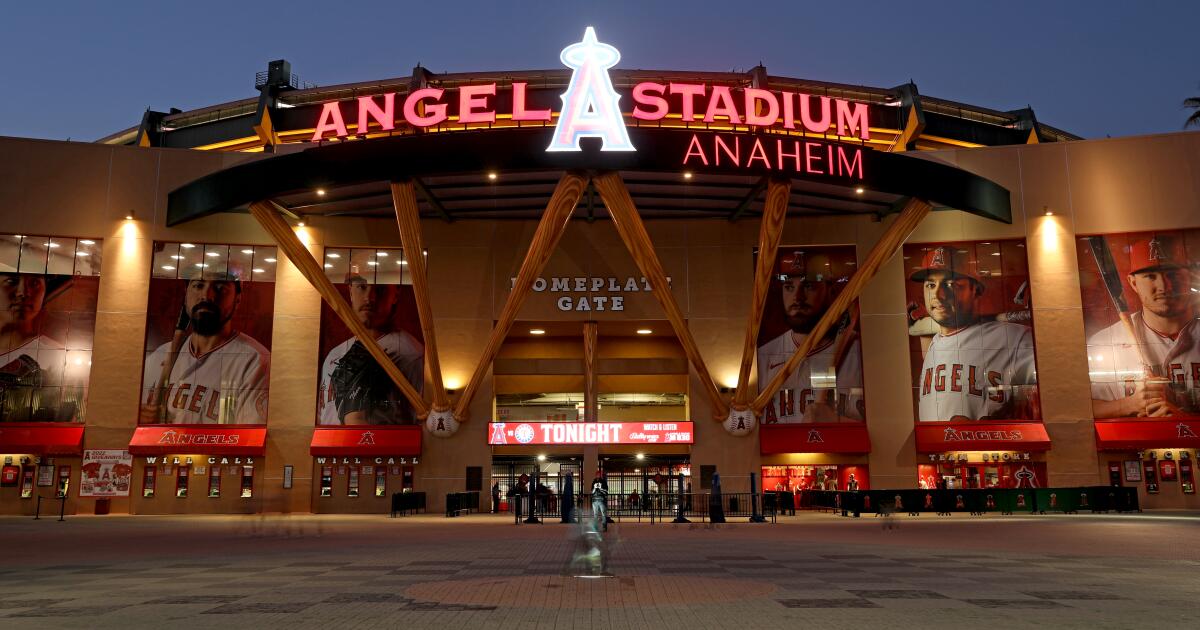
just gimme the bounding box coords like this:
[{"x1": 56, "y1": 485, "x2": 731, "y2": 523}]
[
  {"x1": 139, "y1": 243, "x2": 273, "y2": 424},
  {"x1": 757, "y1": 246, "x2": 865, "y2": 423},
  {"x1": 904, "y1": 241, "x2": 1040, "y2": 422},
  {"x1": 317, "y1": 250, "x2": 424, "y2": 425},
  {"x1": 1079, "y1": 231, "x2": 1200, "y2": 419},
  {"x1": 0, "y1": 255, "x2": 99, "y2": 422}
]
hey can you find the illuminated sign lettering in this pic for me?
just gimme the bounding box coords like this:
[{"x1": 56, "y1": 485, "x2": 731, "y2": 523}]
[
  {"x1": 546, "y1": 27, "x2": 634, "y2": 152},
  {"x1": 488, "y1": 422, "x2": 694, "y2": 445}
]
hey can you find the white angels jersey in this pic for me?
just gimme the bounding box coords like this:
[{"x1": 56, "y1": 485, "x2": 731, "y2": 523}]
[
  {"x1": 318, "y1": 330, "x2": 425, "y2": 425},
  {"x1": 918, "y1": 320, "x2": 1036, "y2": 421},
  {"x1": 1087, "y1": 313, "x2": 1200, "y2": 411},
  {"x1": 141, "y1": 332, "x2": 271, "y2": 424},
  {"x1": 757, "y1": 328, "x2": 864, "y2": 423}
]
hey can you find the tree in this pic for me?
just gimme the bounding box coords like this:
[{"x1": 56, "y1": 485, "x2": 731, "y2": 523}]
[{"x1": 1187, "y1": 96, "x2": 1200, "y2": 129}]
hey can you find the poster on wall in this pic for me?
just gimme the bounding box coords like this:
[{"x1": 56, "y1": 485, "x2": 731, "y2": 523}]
[
  {"x1": 79, "y1": 449, "x2": 133, "y2": 497},
  {"x1": 1077, "y1": 230, "x2": 1200, "y2": 421},
  {"x1": 1123, "y1": 460, "x2": 1142, "y2": 482},
  {"x1": 902, "y1": 241, "x2": 1040, "y2": 422},
  {"x1": 0, "y1": 234, "x2": 101, "y2": 422},
  {"x1": 139, "y1": 243, "x2": 275, "y2": 424},
  {"x1": 756, "y1": 246, "x2": 865, "y2": 423},
  {"x1": 316, "y1": 247, "x2": 424, "y2": 425}
]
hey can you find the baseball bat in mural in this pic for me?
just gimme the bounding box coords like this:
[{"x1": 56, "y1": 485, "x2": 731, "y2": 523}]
[
  {"x1": 1084, "y1": 235, "x2": 1156, "y2": 375},
  {"x1": 146, "y1": 307, "x2": 190, "y2": 422}
]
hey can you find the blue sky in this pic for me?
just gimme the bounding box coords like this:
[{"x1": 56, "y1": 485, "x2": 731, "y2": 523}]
[{"x1": 1, "y1": 0, "x2": 1195, "y2": 141}]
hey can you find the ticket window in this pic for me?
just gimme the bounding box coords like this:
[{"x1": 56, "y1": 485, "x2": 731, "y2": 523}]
[
  {"x1": 240, "y1": 466, "x2": 253, "y2": 498},
  {"x1": 319, "y1": 466, "x2": 333, "y2": 497},
  {"x1": 20, "y1": 466, "x2": 34, "y2": 499},
  {"x1": 402, "y1": 465, "x2": 414, "y2": 491},
  {"x1": 208, "y1": 466, "x2": 221, "y2": 498},
  {"x1": 374, "y1": 467, "x2": 387, "y2": 497},
  {"x1": 1108, "y1": 461, "x2": 1123, "y2": 487},
  {"x1": 56, "y1": 465, "x2": 71, "y2": 498},
  {"x1": 1180, "y1": 459, "x2": 1195, "y2": 494},
  {"x1": 348, "y1": 467, "x2": 360, "y2": 498},
  {"x1": 143, "y1": 467, "x2": 156, "y2": 498},
  {"x1": 176, "y1": 466, "x2": 190, "y2": 498}
]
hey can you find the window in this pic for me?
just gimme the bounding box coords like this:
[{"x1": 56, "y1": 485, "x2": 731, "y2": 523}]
[
  {"x1": 175, "y1": 466, "x2": 189, "y2": 498},
  {"x1": 319, "y1": 466, "x2": 333, "y2": 497},
  {"x1": 142, "y1": 467, "x2": 156, "y2": 498},
  {"x1": 240, "y1": 466, "x2": 253, "y2": 498},
  {"x1": 374, "y1": 466, "x2": 387, "y2": 497},
  {"x1": 348, "y1": 467, "x2": 360, "y2": 498},
  {"x1": 207, "y1": 466, "x2": 221, "y2": 498}
]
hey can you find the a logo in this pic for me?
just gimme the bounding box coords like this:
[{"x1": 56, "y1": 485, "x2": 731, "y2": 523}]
[
  {"x1": 943, "y1": 427, "x2": 1023, "y2": 442},
  {"x1": 490, "y1": 423, "x2": 508, "y2": 445},
  {"x1": 357, "y1": 431, "x2": 375, "y2": 446},
  {"x1": 547, "y1": 27, "x2": 634, "y2": 152},
  {"x1": 806, "y1": 429, "x2": 824, "y2": 443},
  {"x1": 1148, "y1": 237, "x2": 1166, "y2": 261},
  {"x1": 930, "y1": 247, "x2": 947, "y2": 268},
  {"x1": 1013, "y1": 465, "x2": 1038, "y2": 488},
  {"x1": 1178, "y1": 423, "x2": 1197, "y2": 439},
  {"x1": 156, "y1": 430, "x2": 239, "y2": 446},
  {"x1": 514, "y1": 423, "x2": 536, "y2": 444}
]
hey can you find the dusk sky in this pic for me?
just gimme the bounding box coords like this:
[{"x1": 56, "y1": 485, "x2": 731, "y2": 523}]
[{"x1": 1, "y1": 1, "x2": 1196, "y2": 142}]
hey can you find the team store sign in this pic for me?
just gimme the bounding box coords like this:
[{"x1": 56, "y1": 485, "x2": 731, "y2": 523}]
[{"x1": 308, "y1": 28, "x2": 868, "y2": 179}]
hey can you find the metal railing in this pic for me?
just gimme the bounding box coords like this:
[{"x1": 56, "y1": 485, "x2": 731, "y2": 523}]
[
  {"x1": 445, "y1": 491, "x2": 480, "y2": 517},
  {"x1": 389, "y1": 491, "x2": 427, "y2": 517},
  {"x1": 509, "y1": 492, "x2": 777, "y2": 524},
  {"x1": 33, "y1": 494, "x2": 66, "y2": 521}
]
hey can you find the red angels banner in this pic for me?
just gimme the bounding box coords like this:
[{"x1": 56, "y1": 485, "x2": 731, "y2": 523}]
[
  {"x1": 1077, "y1": 230, "x2": 1200, "y2": 423},
  {"x1": 80, "y1": 449, "x2": 132, "y2": 497},
  {"x1": 902, "y1": 240, "x2": 1040, "y2": 422}
]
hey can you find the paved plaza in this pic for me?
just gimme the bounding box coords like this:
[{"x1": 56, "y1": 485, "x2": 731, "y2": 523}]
[{"x1": 1, "y1": 511, "x2": 1198, "y2": 628}]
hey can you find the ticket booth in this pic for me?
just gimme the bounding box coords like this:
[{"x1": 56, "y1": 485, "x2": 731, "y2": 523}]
[
  {"x1": 1094, "y1": 420, "x2": 1200, "y2": 508},
  {"x1": 0, "y1": 424, "x2": 84, "y2": 515},
  {"x1": 760, "y1": 423, "x2": 871, "y2": 508},
  {"x1": 128, "y1": 425, "x2": 266, "y2": 514},
  {"x1": 310, "y1": 426, "x2": 421, "y2": 513}
]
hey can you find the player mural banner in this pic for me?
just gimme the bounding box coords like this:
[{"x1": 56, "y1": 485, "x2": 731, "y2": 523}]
[
  {"x1": 139, "y1": 243, "x2": 275, "y2": 425},
  {"x1": 903, "y1": 240, "x2": 1040, "y2": 422},
  {"x1": 317, "y1": 247, "x2": 424, "y2": 425},
  {"x1": 1078, "y1": 230, "x2": 1200, "y2": 421},
  {"x1": 80, "y1": 449, "x2": 133, "y2": 497},
  {"x1": 0, "y1": 234, "x2": 101, "y2": 423},
  {"x1": 757, "y1": 245, "x2": 865, "y2": 424}
]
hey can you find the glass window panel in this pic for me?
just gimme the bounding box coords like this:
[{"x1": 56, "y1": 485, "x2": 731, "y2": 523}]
[
  {"x1": 375, "y1": 249, "x2": 403, "y2": 285},
  {"x1": 0, "y1": 234, "x2": 20, "y2": 272},
  {"x1": 178, "y1": 242, "x2": 203, "y2": 277},
  {"x1": 18, "y1": 236, "x2": 48, "y2": 274},
  {"x1": 153, "y1": 242, "x2": 180, "y2": 279},
  {"x1": 252, "y1": 246, "x2": 277, "y2": 282},
  {"x1": 229, "y1": 246, "x2": 254, "y2": 285},
  {"x1": 46, "y1": 237, "x2": 76, "y2": 275},
  {"x1": 324, "y1": 248, "x2": 350, "y2": 283},
  {"x1": 348, "y1": 249, "x2": 376, "y2": 283},
  {"x1": 75, "y1": 238, "x2": 101, "y2": 275},
  {"x1": 202, "y1": 244, "x2": 230, "y2": 280}
]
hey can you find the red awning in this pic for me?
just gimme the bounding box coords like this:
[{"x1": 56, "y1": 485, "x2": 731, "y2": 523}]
[
  {"x1": 915, "y1": 422, "x2": 1051, "y2": 452},
  {"x1": 760, "y1": 423, "x2": 871, "y2": 454},
  {"x1": 0, "y1": 424, "x2": 84, "y2": 455},
  {"x1": 1094, "y1": 420, "x2": 1200, "y2": 451},
  {"x1": 310, "y1": 426, "x2": 422, "y2": 456},
  {"x1": 129, "y1": 425, "x2": 267, "y2": 456}
]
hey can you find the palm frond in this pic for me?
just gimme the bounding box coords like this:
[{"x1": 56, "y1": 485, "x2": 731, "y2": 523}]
[{"x1": 1187, "y1": 109, "x2": 1200, "y2": 129}]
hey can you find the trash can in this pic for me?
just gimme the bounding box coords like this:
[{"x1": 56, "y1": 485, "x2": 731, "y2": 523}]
[{"x1": 94, "y1": 499, "x2": 110, "y2": 515}]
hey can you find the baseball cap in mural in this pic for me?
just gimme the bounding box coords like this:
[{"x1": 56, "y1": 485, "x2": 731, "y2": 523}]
[
  {"x1": 1127, "y1": 235, "x2": 1186, "y2": 274},
  {"x1": 909, "y1": 246, "x2": 981, "y2": 283},
  {"x1": 778, "y1": 250, "x2": 834, "y2": 282}
]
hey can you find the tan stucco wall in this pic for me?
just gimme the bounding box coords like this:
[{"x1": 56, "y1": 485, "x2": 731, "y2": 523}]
[{"x1": 1, "y1": 130, "x2": 1198, "y2": 514}]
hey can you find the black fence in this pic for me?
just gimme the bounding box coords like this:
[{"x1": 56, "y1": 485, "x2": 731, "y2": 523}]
[
  {"x1": 797, "y1": 486, "x2": 1140, "y2": 517},
  {"x1": 389, "y1": 492, "x2": 427, "y2": 517},
  {"x1": 509, "y1": 492, "x2": 777, "y2": 524},
  {"x1": 445, "y1": 491, "x2": 481, "y2": 517}
]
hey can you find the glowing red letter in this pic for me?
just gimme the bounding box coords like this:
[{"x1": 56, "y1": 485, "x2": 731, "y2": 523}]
[
  {"x1": 312, "y1": 102, "x2": 348, "y2": 141},
  {"x1": 356, "y1": 94, "x2": 395, "y2": 135},
  {"x1": 669, "y1": 83, "x2": 706, "y2": 121},
  {"x1": 836, "y1": 100, "x2": 870, "y2": 139},
  {"x1": 512, "y1": 82, "x2": 551, "y2": 121},
  {"x1": 682, "y1": 134, "x2": 709, "y2": 166},
  {"x1": 703, "y1": 86, "x2": 742, "y2": 124},
  {"x1": 799, "y1": 95, "x2": 831, "y2": 134},
  {"x1": 459, "y1": 83, "x2": 497, "y2": 124},
  {"x1": 837, "y1": 146, "x2": 864, "y2": 179},
  {"x1": 632, "y1": 82, "x2": 669, "y2": 121},
  {"x1": 744, "y1": 88, "x2": 779, "y2": 127},
  {"x1": 404, "y1": 88, "x2": 448, "y2": 128}
]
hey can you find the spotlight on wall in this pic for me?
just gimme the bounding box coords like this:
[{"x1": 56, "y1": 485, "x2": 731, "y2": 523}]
[
  {"x1": 636, "y1": 328, "x2": 652, "y2": 335},
  {"x1": 316, "y1": 188, "x2": 326, "y2": 196},
  {"x1": 636, "y1": 453, "x2": 645, "y2": 461},
  {"x1": 854, "y1": 187, "x2": 864, "y2": 194},
  {"x1": 682, "y1": 172, "x2": 693, "y2": 180},
  {"x1": 717, "y1": 386, "x2": 735, "y2": 394},
  {"x1": 537, "y1": 454, "x2": 547, "y2": 462},
  {"x1": 487, "y1": 172, "x2": 498, "y2": 181},
  {"x1": 529, "y1": 328, "x2": 546, "y2": 335},
  {"x1": 1043, "y1": 206, "x2": 1053, "y2": 216},
  {"x1": 125, "y1": 212, "x2": 134, "y2": 220}
]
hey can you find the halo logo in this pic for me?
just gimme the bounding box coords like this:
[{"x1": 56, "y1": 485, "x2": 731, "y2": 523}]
[{"x1": 547, "y1": 27, "x2": 635, "y2": 152}]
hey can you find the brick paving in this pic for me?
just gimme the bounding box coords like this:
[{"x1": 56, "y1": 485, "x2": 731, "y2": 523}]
[{"x1": 0, "y1": 511, "x2": 1197, "y2": 628}]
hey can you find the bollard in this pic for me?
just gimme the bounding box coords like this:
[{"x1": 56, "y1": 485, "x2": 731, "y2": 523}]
[
  {"x1": 672, "y1": 472, "x2": 690, "y2": 523},
  {"x1": 58, "y1": 495, "x2": 66, "y2": 522},
  {"x1": 34, "y1": 495, "x2": 41, "y2": 520},
  {"x1": 749, "y1": 472, "x2": 766, "y2": 523}
]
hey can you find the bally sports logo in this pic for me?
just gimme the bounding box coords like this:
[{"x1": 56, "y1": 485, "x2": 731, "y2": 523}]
[
  {"x1": 156, "y1": 430, "x2": 240, "y2": 446},
  {"x1": 942, "y1": 427, "x2": 1023, "y2": 442}
]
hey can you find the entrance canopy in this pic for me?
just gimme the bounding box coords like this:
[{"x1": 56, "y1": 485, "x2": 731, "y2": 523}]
[{"x1": 166, "y1": 127, "x2": 1010, "y2": 225}]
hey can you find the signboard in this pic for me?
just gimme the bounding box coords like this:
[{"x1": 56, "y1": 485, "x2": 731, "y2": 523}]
[
  {"x1": 79, "y1": 449, "x2": 133, "y2": 497},
  {"x1": 128, "y1": 426, "x2": 268, "y2": 456},
  {"x1": 488, "y1": 421, "x2": 693, "y2": 445}
]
